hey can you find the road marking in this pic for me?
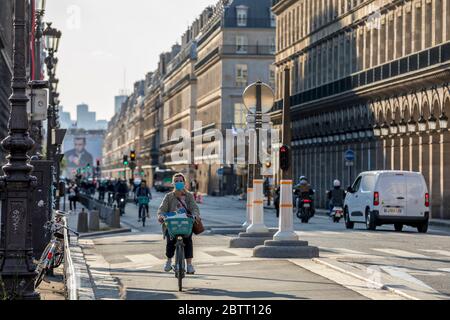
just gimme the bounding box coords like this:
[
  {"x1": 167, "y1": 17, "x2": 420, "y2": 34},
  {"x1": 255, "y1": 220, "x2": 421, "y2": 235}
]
[
  {"x1": 438, "y1": 268, "x2": 450, "y2": 273},
  {"x1": 329, "y1": 248, "x2": 368, "y2": 255},
  {"x1": 418, "y1": 249, "x2": 450, "y2": 257},
  {"x1": 380, "y1": 266, "x2": 436, "y2": 291},
  {"x1": 197, "y1": 264, "x2": 215, "y2": 267},
  {"x1": 223, "y1": 263, "x2": 241, "y2": 266},
  {"x1": 372, "y1": 249, "x2": 428, "y2": 258},
  {"x1": 135, "y1": 266, "x2": 153, "y2": 270}
]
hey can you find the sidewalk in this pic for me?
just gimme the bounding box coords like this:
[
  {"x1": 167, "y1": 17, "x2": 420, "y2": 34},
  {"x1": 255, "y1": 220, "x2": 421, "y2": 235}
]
[{"x1": 37, "y1": 266, "x2": 65, "y2": 300}]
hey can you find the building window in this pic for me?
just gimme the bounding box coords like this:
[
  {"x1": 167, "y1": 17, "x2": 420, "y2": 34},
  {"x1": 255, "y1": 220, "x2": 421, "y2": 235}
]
[
  {"x1": 236, "y1": 6, "x2": 248, "y2": 27},
  {"x1": 270, "y1": 11, "x2": 276, "y2": 27},
  {"x1": 269, "y1": 37, "x2": 276, "y2": 54},
  {"x1": 269, "y1": 65, "x2": 276, "y2": 89},
  {"x1": 236, "y1": 35, "x2": 248, "y2": 53},
  {"x1": 234, "y1": 103, "x2": 247, "y2": 129},
  {"x1": 235, "y1": 64, "x2": 248, "y2": 87}
]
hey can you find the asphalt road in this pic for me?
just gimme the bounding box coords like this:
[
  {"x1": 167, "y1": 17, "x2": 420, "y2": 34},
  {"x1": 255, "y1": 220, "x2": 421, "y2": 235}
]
[{"x1": 76, "y1": 190, "x2": 450, "y2": 300}]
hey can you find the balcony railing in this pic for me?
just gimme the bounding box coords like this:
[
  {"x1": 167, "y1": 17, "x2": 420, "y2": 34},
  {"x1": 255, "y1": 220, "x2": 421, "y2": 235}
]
[
  {"x1": 223, "y1": 18, "x2": 275, "y2": 29},
  {"x1": 220, "y1": 45, "x2": 276, "y2": 56}
]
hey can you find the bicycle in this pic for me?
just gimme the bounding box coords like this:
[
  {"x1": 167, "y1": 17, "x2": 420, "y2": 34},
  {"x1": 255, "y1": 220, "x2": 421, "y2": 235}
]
[
  {"x1": 138, "y1": 196, "x2": 150, "y2": 227},
  {"x1": 163, "y1": 213, "x2": 194, "y2": 292},
  {"x1": 35, "y1": 211, "x2": 79, "y2": 288}
]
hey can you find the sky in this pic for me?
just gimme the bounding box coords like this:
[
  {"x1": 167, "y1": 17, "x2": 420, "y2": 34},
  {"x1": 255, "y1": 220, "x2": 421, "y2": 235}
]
[{"x1": 45, "y1": 0, "x2": 216, "y2": 122}]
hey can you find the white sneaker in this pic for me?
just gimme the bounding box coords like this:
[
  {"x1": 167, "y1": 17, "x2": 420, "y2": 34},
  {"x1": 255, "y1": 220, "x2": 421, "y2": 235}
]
[
  {"x1": 164, "y1": 259, "x2": 172, "y2": 272},
  {"x1": 186, "y1": 264, "x2": 195, "y2": 275}
]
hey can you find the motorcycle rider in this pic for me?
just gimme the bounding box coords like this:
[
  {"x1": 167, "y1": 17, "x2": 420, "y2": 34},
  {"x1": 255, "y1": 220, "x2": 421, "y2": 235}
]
[
  {"x1": 327, "y1": 179, "x2": 346, "y2": 216},
  {"x1": 294, "y1": 176, "x2": 315, "y2": 216},
  {"x1": 115, "y1": 179, "x2": 129, "y2": 213}
]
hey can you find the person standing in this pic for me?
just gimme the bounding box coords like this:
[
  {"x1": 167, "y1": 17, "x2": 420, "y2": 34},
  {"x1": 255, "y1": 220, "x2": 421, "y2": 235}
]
[{"x1": 68, "y1": 181, "x2": 79, "y2": 212}]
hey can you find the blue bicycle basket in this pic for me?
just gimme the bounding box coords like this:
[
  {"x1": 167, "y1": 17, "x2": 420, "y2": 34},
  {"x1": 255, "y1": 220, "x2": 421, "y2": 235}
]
[
  {"x1": 165, "y1": 217, "x2": 193, "y2": 238},
  {"x1": 137, "y1": 196, "x2": 149, "y2": 205}
]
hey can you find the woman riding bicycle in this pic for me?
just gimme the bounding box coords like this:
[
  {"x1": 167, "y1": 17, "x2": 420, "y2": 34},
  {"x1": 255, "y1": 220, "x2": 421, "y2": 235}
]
[
  {"x1": 135, "y1": 180, "x2": 152, "y2": 222},
  {"x1": 157, "y1": 173, "x2": 200, "y2": 275}
]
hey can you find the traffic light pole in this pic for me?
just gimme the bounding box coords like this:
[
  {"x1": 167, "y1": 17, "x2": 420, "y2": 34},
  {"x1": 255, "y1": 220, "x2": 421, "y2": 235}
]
[
  {"x1": 247, "y1": 82, "x2": 268, "y2": 234},
  {"x1": 274, "y1": 67, "x2": 297, "y2": 241}
]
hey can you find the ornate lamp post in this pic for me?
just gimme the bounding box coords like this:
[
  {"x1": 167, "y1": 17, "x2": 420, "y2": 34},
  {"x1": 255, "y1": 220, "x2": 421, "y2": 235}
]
[
  {"x1": 428, "y1": 115, "x2": 437, "y2": 131},
  {"x1": 439, "y1": 113, "x2": 448, "y2": 130},
  {"x1": 0, "y1": 0, "x2": 40, "y2": 300},
  {"x1": 418, "y1": 115, "x2": 427, "y2": 132},
  {"x1": 398, "y1": 118, "x2": 407, "y2": 134}
]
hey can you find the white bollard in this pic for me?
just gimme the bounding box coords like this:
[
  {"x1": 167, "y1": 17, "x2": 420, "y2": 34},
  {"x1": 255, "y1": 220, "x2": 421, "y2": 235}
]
[
  {"x1": 273, "y1": 180, "x2": 298, "y2": 241},
  {"x1": 242, "y1": 187, "x2": 253, "y2": 228},
  {"x1": 247, "y1": 179, "x2": 268, "y2": 233}
]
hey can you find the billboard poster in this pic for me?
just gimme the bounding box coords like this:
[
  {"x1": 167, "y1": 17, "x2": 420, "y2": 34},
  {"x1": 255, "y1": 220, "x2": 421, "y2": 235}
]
[{"x1": 62, "y1": 129, "x2": 105, "y2": 179}]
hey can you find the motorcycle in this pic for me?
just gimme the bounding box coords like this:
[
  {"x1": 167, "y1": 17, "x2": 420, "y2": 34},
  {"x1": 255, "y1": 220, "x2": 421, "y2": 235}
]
[
  {"x1": 296, "y1": 197, "x2": 313, "y2": 223},
  {"x1": 331, "y1": 206, "x2": 344, "y2": 223}
]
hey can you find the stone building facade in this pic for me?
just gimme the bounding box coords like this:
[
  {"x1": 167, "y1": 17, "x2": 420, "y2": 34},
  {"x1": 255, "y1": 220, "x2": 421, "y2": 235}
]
[
  {"x1": 103, "y1": 0, "x2": 275, "y2": 195},
  {"x1": 271, "y1": 0, "x2": 450, "y2": 219}
]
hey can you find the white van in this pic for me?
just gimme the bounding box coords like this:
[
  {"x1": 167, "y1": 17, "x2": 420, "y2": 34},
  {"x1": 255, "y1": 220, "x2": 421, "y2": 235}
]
[{"x1": 344, "y1": 171, "x2": 430, "y2": 233}]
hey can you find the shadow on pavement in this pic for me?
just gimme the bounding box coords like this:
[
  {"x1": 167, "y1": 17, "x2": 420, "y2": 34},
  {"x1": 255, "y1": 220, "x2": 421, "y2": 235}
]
[{"x1": 184, "y1": 287, "x2": 304, "y2": 300}]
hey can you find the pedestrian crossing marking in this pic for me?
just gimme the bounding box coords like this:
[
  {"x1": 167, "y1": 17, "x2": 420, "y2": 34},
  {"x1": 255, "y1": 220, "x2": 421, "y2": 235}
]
[
  {"x1": 418, "y1": 250, "x2": 450, "y2": 257},
  {"x1": 125, "y1": 254, "x2": 163, "y2": 265},
  {"x1": 372, "y1": 249, "x2": 428, "y2": 258}
]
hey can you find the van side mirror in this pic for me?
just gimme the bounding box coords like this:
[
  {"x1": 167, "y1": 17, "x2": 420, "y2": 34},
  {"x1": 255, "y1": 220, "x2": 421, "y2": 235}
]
[{"x1": 347, "y1": 186, "x2": 353, "y2": 193}]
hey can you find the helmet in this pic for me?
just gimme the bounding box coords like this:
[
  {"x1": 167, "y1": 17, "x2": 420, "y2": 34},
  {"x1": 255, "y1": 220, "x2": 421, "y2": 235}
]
[
  {"x1": 299, "y1": 176, "x2": 307, "y2": 181},
  {"x1": 333, "y1": 179, "x2": 341, "y2": 187},
  {"x1": 300, "y1": 180, "x2": 308, "y2": 186}
]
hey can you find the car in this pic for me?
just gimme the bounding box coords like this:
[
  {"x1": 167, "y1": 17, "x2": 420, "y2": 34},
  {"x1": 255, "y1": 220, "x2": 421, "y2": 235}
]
[{"x1": 344, "y1": 171, "x2": 430, "y2": 233}]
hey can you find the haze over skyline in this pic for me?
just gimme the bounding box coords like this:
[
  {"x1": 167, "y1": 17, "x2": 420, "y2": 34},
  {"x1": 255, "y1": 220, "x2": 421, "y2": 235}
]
[{"x1": 45, "y1": 0, "x2": 216, "y2": 122}]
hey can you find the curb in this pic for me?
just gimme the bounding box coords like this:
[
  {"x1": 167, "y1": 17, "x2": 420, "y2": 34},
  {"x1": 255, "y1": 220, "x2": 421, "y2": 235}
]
[
  {"x1": 78, "y1": 227, "x2": 132, "y2": 238},
  {"x1": 312, "y1": 258, "x2": 419, "y2": 300},
  {"x1": 67, "y1": 236, "x2": 96, "y2": 300}
]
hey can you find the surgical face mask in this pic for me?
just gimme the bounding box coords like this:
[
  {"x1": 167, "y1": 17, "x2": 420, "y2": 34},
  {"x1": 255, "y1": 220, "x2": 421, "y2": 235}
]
[{"x1": 174, "y1": 182, "x2": 185, "y2": 191}]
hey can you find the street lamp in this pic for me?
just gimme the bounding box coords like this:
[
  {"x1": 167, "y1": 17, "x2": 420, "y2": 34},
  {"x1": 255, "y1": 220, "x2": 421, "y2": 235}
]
[
  {"x1": 418, "y1": 115, "x2": 427, "y2": 132},
  {"x1": 43, "y1": 23, "x2": 61, "y2": 54},
  {"x1": 381, "y1": 122, "x2": 389, "y2": 136},
  {"x1": 373, "y1": 123, "x2": 381, "y2": 137},
  {"x1": 398, "y1": 118, "x2": 407, "y2": 134},
  {"x1": 408, "y1": 117, "x2": 416, "y2": 133},
  {"x1": 35, "y1": 0, "x2": 47, "y2": 13},
  {"x1": 428, "y1": 115, "x2": 437, "y2": 131},
  {"x1": 439, "y1": 113, "x2": 449, "y2": 129},
  {"x1": 0, "y1": 0, "x2": 40, "y2": 300},
  {"x1": 389, "y1": 120, "x2": 398, "y2": 135}
]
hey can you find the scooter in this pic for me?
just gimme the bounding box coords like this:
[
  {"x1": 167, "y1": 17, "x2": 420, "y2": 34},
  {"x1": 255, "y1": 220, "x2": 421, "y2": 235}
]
[{"x1": 331, "y1": 206, "x2": 344, "y2": 223}]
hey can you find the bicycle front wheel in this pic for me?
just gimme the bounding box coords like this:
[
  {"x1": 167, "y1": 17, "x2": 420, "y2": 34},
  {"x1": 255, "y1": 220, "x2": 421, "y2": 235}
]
[
  {"x1": 175, "y1": 241, "x2": 185, "y2": 292},
  {"x1": 35, "y1": 243, "x2": 53, "y2": 288}
]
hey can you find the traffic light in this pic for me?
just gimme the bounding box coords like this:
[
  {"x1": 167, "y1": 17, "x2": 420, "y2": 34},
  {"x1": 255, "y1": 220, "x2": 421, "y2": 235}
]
[
  {"x1": 279, "y1": 145, "x2": 290, "y2": 171},
  {"x1": 86, "y1": 163, "x2": 91, "y2": 169},
  {"x1": 96, "y1": 159, "x2": 100, "y2": 167},
  {"x1": 130, "y1": 150, "x2": 136, "y2": 161},
  {"x1": 123, "y1": 155, "x2": 129, "y2": 166}
]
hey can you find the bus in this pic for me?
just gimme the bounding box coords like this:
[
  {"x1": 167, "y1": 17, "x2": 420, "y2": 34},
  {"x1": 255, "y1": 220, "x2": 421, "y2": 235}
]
[{"x1": 153, "y1": 168, "x2": 176, "y2": 192}]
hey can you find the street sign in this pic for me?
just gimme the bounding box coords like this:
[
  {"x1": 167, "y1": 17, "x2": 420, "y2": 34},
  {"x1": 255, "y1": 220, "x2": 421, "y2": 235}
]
[
  {"x1": 217, "y1": 168, "x2": 224, "y2": 176},
  {"x1": 345, "y1": 149, "x2": 355, "y2": 162},
  {"x1": 345, "y1": 161, "x2": 354, "y2": 167},
  {"x1": 27, "y1": 88, "x2": 48, "y2": 121},
  {"x1": 242, "y1": 81, "x2": 275, "y2": 114}
]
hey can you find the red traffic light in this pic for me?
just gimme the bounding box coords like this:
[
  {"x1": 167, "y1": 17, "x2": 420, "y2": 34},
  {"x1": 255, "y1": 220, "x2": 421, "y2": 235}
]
[{"x1": 280, "y1": 145, "x2": 290, "y2": 171}]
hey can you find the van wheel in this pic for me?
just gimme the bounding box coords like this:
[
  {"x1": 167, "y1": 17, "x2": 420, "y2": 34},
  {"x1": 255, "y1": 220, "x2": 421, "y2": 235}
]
[
  {"x1": 365, "y1": 209, "x2": 376, "y2": 231},
  {"x1": 394, "y1": 224, "x2": 403, "y2": 232},
  {"x1": 417, "y1": 221, "x2": 428, "y2": 233},
  {"x1": 344, "y1": 207, "x2": 354, "y2": 229}
]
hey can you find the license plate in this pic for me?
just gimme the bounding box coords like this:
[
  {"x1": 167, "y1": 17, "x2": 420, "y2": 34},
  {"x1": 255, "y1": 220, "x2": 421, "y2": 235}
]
[
  {"x1": 303, "y1": 203, "x2": 310, "y2": 208},
  {"x1": 384, "y1": 207, "x2": 402, "y2": 214}
]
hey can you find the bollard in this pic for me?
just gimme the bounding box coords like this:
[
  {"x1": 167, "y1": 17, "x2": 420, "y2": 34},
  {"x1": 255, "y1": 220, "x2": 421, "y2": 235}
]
[
  {"x1": 247, "y1": 179, "x2": 268, "y2": 233},
  {"x1": 77, "y1": 208, "x2": 89, "y2": 233},
  {"x1": 111, "y1": 205, "x2": 121, "y2": 228},
  {"x1": 242, "y1": 188, "x2": 253, "y2": 228},
  {"x1": 89, "y1": 210, "x2": 100, "y2": 231},
  {"x1": 273, "y1": 180, "x2": 298, "y2": 241}
]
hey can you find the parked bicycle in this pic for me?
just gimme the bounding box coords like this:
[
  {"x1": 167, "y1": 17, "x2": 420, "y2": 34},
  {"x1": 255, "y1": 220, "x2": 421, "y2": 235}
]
[
  {"x1": 35, "y1": 211, "x2": 79, "y2": 288},
  {"x1": 163, "y1": 212, "x2": 194, "y2": 292}
]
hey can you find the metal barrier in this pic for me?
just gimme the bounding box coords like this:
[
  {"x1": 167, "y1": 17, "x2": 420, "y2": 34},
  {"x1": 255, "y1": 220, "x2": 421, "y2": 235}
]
[{"x1": 62, "y1": 216, "x2": 77, "y2": 300}]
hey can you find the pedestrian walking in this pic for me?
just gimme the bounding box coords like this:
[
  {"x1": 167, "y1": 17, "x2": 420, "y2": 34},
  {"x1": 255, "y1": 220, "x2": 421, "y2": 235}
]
[{"x1": 68, "y1": 181, "x2": 79, "y2": 212}]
